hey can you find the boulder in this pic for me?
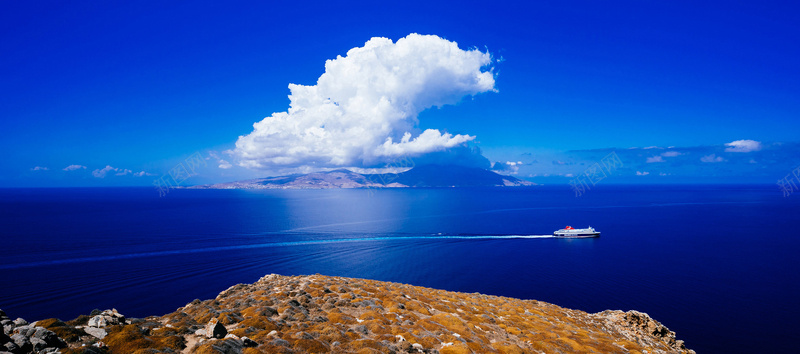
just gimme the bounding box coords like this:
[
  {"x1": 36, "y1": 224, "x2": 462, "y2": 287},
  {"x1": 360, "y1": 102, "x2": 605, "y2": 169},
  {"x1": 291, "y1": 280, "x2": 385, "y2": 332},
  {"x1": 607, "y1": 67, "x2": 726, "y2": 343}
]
[
  {"x1": 354, "y1": 324, "x2": 369, "y2": 335},
  {"x1": 270, "y1": 338, "x2": 290, "y2": 347},
  {"x1": 261, "y1": 306, "x2": 278, "y2": 317},
  {"x1": 31, "y1": 327, "x2": 66, "y2": 349},
  {"x1": 241, "y1": 336, "x2": 257, "y2": 348},
  {"x1": 83, "y1": 327, "x2": 107, "y2": 339},
  {"x1": 12, "y1": 325, "x2": 35, "y2": 337},
  {"x1": 1, "y1": 321, "x2": 12, "y2": 336},
  {"x1": 205, "y1": 318, "x2": 227, "y2": 339},
  {"x1": 292, "y1": 331, "x2": 313, "y2": 340},
  {"x1": 3, "y1": 340, "x2": 20, "y2": 353},
  {"x1": 10, "y1": 334, "x2": 31, "y2": 353},
  {"x1": 87, "y1": 309, "x2": 125, "y2": 328},
  {"x1": 10, "y1": 320, "x2": 26, "y2": 328},
  {"x1": 207, "y1": 338, "x2": 243, "y2": 354},
  {"x1": 30, "y1": 337, "x2": 49, "y2": 352}
]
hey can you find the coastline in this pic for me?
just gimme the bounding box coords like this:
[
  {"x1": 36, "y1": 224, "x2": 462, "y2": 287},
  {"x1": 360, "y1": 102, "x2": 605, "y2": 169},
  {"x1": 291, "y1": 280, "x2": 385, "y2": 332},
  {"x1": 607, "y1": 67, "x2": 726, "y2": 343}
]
[{"x1": 1, "y1": 274, "x2": 693, "y2": 353}]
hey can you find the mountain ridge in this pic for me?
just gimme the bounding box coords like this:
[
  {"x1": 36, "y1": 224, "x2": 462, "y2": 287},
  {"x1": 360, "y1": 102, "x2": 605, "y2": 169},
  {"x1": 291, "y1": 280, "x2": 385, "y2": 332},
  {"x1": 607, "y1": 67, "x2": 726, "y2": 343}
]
[{"x1": 190, "y1": 165, "x2": 535, "y2": 189}]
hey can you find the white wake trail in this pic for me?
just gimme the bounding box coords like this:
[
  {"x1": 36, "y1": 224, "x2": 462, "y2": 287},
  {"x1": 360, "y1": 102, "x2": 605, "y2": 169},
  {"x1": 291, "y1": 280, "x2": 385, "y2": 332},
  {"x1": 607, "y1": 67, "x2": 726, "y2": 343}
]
[{"x1": 0, "y1": 234, "x2": 556, "y2": 270}]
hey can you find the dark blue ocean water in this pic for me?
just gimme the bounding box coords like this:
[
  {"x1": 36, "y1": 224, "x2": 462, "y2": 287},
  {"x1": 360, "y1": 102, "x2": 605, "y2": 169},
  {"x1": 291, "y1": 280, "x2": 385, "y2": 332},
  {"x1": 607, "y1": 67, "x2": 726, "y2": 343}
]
[{"x1": 1, "y1": 185, "x2": 798, "y2": 353}]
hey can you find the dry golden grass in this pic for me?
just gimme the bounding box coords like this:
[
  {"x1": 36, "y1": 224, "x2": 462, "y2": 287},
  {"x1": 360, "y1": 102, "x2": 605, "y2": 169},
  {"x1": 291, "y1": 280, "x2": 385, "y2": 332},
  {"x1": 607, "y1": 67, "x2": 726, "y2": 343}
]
[{"x1": 46, "y1": 274, "x2": 691, "y2": 354}]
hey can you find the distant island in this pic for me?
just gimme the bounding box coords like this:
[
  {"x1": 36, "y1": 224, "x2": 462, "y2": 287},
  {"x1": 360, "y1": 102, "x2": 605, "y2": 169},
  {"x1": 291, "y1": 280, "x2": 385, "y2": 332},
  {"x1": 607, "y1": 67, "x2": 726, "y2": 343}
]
[
  {"x1": 189, "y1": 165, "x2": 535, "y2": 189},
  {"x1": 1, "y1": 274, "x2": 693, "y2": 353}
]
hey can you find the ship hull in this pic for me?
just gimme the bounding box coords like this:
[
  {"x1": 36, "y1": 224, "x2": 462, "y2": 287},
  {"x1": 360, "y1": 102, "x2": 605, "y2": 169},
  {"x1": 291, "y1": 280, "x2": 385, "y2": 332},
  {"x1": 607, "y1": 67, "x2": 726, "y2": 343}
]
[{"x1": 553, "y1": 232, "x2": 600, "y2": 238}]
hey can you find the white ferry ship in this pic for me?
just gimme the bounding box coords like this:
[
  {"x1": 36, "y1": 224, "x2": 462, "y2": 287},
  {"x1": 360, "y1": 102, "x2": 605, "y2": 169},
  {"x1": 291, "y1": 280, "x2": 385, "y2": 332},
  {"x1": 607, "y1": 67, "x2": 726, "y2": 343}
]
[{"x1": 554, "y1": 226, "x2": 600, "y2": 238}]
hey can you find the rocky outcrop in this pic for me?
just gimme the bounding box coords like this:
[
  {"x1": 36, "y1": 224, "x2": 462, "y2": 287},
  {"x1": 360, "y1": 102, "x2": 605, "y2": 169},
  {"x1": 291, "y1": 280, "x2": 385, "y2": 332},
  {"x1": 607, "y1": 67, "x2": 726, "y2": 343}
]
[
  {"x1": 86, "y1": 309, "x2": 125, "y2": 329},
  {"x1": 0, "y1": 310, "x2": 67, "y2": 354},
  {"x1": 593, "y1": 310, "x2": 693, "y2": 353},
  {"x1": 0, "y1": 274, "x2": 693, "y2": 353}
]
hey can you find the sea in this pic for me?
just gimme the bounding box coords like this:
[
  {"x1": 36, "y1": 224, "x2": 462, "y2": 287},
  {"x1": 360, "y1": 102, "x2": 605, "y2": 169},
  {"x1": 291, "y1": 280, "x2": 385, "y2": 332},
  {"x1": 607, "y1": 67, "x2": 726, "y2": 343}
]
[{"x1": 1, "y1": 185, "x2": 798, "y2": 353}]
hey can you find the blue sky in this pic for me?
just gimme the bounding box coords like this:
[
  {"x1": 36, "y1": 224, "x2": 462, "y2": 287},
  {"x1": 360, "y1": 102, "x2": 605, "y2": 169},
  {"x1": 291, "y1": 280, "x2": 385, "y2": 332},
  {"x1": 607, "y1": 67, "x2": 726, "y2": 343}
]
[{"x1": 2, "y1": 1, "x2": 799, "y2": 186}]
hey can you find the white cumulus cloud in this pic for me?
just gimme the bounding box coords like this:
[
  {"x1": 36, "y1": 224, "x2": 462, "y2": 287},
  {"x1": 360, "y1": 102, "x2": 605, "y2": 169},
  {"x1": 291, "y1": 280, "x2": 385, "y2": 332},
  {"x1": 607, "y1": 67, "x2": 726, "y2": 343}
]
[
  {"x1": 233, "y1": 33, "x2": 496, "y2": 169},
  {"x1": 661, "y1": 151, "x2": 682, "y2": 157},
  {"x1": 724, "y1": 139, "x2": 762, "y2": 153},
  {"x1": 700, "y1": 154, "x2": 725, "y2": 163},
  {"x1": 646, "y1": 156, "x2": 664, "y2": 163},
  {"x1": 92, "y1": 165, "x2": 118, "y2": 178},
  {"x1": 218, "y1": 160, "x2": 233, "y2": 169},
  {"x1": 31, "y1": 166, "x2": 49, "y2": 171},
  {"x1": 636, "y1": 171, "x2": 650, "y2": 176},
  {"x1": 63, "y1": 164, "x2": 87, "y2": 171},
  {"x1": 134, "y1": 171, "x2": 155, "y2": 177}
]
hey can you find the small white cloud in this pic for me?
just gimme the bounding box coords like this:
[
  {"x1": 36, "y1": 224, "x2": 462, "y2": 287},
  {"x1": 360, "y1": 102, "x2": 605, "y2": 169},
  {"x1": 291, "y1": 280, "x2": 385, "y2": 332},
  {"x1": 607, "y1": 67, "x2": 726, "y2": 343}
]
[
  {"x1": 376, "y1": 130, "x2": 475, "y2": 157},
  {"x1": 218, "y1": 160, "x2": 233, "y2": 169},
  {"x1": 700, "y1": 154, "x2": 725, "y2": 163},
  {"x1": 63, "y1": 164, "x2": 87, "y2": 171},
  {"x1": 31, "y1": 166, "x2": 49, "y2": 171},
  {"x1": 115, "y1": 169, "x2": 133, "y2": 176},
  {"x1": 563, "y1": 173, "x2": 574, "y2": 177},
  {"x1": 491, "y1": 161, "x2": 523, "y2": 174},
  {"x1": 92, "y1": 165, "x2": 118, "y2": 178},
  {"x1": 659, "y1": 172, "x2": 670, "y2": 176},
  {"x1": 646, "y1": 156, "x2": 665, "y2": 163},
  {"x1": 133, "y1": 171, "x2": 155, "y2": 177},
  {"x1": 661, "y1": 151, "x2": 682, "y2": 157},
  {"x1": 724, "y1": 139, "x2": 762, "y2": 153},
  {"x1": 749, "y1": 159, "x2": 757, "y2": 164},
  {"x1": 636, "y1": 171, "x2": 650, "y2": 176},
  {"x1": 643, "y1": 146, "x2": 661, "y2": 150}
]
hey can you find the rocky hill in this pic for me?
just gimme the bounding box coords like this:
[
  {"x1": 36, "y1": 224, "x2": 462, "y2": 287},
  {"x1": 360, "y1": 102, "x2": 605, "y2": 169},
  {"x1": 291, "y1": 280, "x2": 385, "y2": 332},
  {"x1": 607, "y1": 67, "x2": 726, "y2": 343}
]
[
  {"x1": 1, "y1": 274, "x2": 693, "y2": 353},
  {"x1": 190, "y1": 165, "x2": 534, "y2": 189}
]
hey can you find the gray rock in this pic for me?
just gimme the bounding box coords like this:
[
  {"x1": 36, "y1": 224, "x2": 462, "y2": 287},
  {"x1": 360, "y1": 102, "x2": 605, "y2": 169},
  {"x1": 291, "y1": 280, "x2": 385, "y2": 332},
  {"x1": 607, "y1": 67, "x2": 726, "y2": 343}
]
[
  {"x1": 205, "y1": 318, "x2": 227, "y2": 339},
  {"x1": 10, "y1": 334, "x2": 31, "y2": 353},
  {"x1": 292, "y1": 331, "x2": 313, "y2": 340},
  {"x1": 209, "y1": 338, "x2": 243, "y2": 354},
  {"x1": 354, "y1": 324, "x2": 369, "y2": 335},
  {"x1": 1, "y1": 321, "x2": 13, "y2": 336},
  {"x1": 30, "y1": 337, "x2": 48, "y2": 352},
  {"x1": 262, "y1": 306, "x2": 278, "y2": 317},
  {"x1": 12, "y1": 325, "x2": 34, "y2": 337},
  {"x1": 3, "y1": 340, "x2": 19, "y2": 353},
  {"x1": 88, "y1": 309, "x2": 125, "y2": 328},
  {"x1": 87, "y1": 315, "x2": 108, "y2": 328},
  {"x1": 31, "y1": 327, "x2": 66, "y2": 349},
  {"x1": 241, "y1": 336, "x2": 257, "y2": 347},
  {"x1": 270, "y1": 338, "x2": 290, "y2": 347},
  {"x1": 10, "y1": 319, "x2": 26, "y2": 328},
  {"x1": 83, "y1": 327, "x2": 107, "y2": 339}
]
